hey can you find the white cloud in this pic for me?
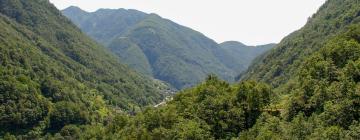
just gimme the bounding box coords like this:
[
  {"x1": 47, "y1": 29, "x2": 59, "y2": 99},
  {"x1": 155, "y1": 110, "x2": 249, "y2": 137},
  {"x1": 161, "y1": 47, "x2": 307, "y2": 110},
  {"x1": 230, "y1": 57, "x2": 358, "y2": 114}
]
[{"x1": 49, "y1": 0, "x2": 326, "y2": 45}]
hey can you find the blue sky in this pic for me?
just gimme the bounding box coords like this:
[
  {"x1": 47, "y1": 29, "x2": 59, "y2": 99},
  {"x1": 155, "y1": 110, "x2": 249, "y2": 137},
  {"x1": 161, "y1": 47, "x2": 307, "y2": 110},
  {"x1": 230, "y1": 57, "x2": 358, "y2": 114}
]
[{"x1": 50, "y1": 0, "x2": 326, "y2": 45}]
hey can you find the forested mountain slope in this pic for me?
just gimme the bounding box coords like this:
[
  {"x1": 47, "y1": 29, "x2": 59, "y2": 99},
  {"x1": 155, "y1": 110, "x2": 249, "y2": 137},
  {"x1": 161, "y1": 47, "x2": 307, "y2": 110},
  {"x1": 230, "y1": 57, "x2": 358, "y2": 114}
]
[
  {"x1": 62, "y1": 7, "x2": 275, "y2": 89},
  {"x1": 0, "y1": 0, "x2": 169, "y2": 137},
  {"x1": 99, "y1": 0, "x2": 360, "y2": 139},
  {"x1": 109, "y1": 14, "x2": 236, "y2": 89},
  {"x1": 2, "y1": 0, "x2": 360, "y2": 139},
  {"x1": 241, "y1": 0, "x2": 360, "y2": 88},
  {"x1": 241, "y1": 20, "x2": 360, "y2": 140},
  {"x1": 62, "y1": 6, "x2": 148, "y2": 46},
  {"x1": 29, "y1": 22, "x2": 360, "y2": 139},
  {"x1": 220, "y1": 41, "x2": 276, "y2": 73}
]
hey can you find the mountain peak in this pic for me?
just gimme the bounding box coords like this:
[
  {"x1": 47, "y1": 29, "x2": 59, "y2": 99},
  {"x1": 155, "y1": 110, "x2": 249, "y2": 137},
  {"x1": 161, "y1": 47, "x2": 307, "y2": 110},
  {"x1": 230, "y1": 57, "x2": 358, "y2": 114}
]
[
  {"x1": 62, "y1": 7, "x2": 277, "y2": 89},
  {"x1": 96, "y1": 8, "x2": 122, "y2": 12},
  {"x1": 220, "y1": 41, "x2": 247, "y2": 48},
  {"x1": 63, "y1": 6, "x2": 86, "y2": 13}
]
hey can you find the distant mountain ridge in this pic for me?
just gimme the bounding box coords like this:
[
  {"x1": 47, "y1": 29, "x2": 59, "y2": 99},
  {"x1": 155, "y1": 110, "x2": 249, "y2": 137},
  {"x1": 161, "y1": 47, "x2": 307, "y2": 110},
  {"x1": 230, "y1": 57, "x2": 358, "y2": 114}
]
[
  {"x1": 63, "y1": 6, "x2": 148, "y2": 45},
  {"x1": 62, "y1": 6, "x2": 276, "y2": 89},
  {"x1": 220, "y1": 41, "x2": 276, "y2": 73}
]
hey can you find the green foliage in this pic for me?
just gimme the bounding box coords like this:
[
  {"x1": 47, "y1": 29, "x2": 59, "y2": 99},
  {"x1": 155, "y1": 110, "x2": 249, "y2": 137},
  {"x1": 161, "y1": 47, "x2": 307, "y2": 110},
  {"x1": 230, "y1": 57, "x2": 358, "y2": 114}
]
[
  {"x1": 50, "y1": 101, "x2": 89, "y2": 130},
  {"x1": 241, "y1": 0, "x2": 360, "y2": 88},
  {"x1": 2, "y1": 0, "x2": 360, "y2": 139},
  {"x1": 220, "y1": 41, "x2": 276, "y2": 74},
  {"x1": 58, "y1": 125, "x2": 81, "y2": 140},
  {"x1": 239, "y1": 21, "x2": 360, "y2": 140},
  {"x1": 62, "y1": 6, "x2": 148, "y2": 46},
  {"x1": 0, "y1": 0, "x2": 168, "y2": 137},
  {"x1": 113, "y1": 76, "x2": 271, "y2": 139},
  {"x1": 36, "y1": 76, "x2": 271, "y2": 139},
  {"x1": 62, "y1": 7, "x2": 275, "y2": 89},
  {"x1": 0, "y1": 74, "x2": 50, "y2": 131},
  {"x1": 235, "y1": 2, "x2": 360, "y2": 138},
  {"x1": 108, "y1": 38, "x2": 153, "y2": 76}
]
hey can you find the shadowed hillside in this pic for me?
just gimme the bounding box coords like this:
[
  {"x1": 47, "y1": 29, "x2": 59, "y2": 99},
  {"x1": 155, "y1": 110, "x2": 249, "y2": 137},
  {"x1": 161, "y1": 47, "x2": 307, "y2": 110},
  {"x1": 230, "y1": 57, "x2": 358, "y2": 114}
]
[{"x1": 63, "y1": 7, "x2": 275, "y2": 89}]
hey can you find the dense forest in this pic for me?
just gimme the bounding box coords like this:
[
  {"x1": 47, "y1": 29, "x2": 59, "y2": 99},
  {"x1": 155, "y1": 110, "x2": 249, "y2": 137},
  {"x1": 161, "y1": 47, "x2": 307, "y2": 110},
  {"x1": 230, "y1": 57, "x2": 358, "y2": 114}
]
[
  {"x1": 0, "y1": 0, "x2": 171, "y2": 138},
  {"x1": 240, "y1": 0, "x2": 360, "y2": 88},
  {"x1": 62, "y1": 7, "x2": 275, "y2": 89},
  {"x1": 1, "y1": 0, "x2": 360, "y2": 139},
  {"x1": 219, "y1": 41, "x2": 276, "y2": 71}
]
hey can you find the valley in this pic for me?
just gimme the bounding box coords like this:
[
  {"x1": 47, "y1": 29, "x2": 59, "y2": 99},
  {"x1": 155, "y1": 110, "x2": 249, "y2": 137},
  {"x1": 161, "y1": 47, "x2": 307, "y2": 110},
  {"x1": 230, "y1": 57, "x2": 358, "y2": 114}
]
[
  {"x1": 0, "y1": 0, "x2": 359, "y2": 139},
  {"x1": 62, "y1": 7, "x2": 275, "y2": 89}
]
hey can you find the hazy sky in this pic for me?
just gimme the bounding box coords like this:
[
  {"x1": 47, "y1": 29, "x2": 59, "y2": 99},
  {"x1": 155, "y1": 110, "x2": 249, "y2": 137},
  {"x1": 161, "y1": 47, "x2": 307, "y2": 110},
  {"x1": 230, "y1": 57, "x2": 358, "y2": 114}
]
[{"x1": 49, "y1": 0, "x2": 326, "y2": 45}]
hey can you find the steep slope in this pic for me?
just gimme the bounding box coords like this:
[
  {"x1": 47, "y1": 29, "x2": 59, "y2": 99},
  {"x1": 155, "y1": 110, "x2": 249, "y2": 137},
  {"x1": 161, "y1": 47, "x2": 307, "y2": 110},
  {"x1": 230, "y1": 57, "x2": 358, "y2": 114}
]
[
  {"x1": 63, "y1": 7, "x2": 274, "y2": 89},
  {"x1": 62, "y1": 6, "x2": 148, "y2": 45},
  {"x1": 104, "y1": 0, "x2": 360, "y2": 139},
  {"x1": 0, "y1": 0, "x2": 168, "y2": 136},
  {"x1": 108, "y1": 37, "x2": 153, "y2": 76},
  {"x1": 4, "y1": 0, "x2": 360, "y2": 139},
  {"x1": 241, "y1": 0, "x2": 360, "y2": 87},
  {"x1": 219, "y1": 41, "x2": 276, "y2": 73},
  {"x1": 69, "y1": 1, "x2": 359, "y2": 139},
  {"x1": 241, "y1": 20, "x2": 360, "y2": 140},
  {"x1": 11, "y1": 24, "x2": 360, "y2": 139},
  {"x1": 118, "y1": 14, "x2": 236, "y2": 89}
]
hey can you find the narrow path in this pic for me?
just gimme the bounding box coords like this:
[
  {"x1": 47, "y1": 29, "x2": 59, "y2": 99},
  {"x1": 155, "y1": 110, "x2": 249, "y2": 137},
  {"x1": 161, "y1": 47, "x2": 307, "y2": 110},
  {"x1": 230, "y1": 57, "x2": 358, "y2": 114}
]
[{"x1": 154, "y1": 96, "x2": 173, "y2": 107}]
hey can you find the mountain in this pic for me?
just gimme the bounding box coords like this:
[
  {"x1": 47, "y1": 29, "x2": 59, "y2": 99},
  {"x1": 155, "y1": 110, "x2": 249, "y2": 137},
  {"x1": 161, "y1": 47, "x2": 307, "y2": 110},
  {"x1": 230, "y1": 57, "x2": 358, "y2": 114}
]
[
  {"x1": 241, "y1": 17, "x2": 360, "y2": 140},
  {"x1": 62, "y1": 6, "x2": 148, "y2": 46},
  {"x1": 62, "y1": 7, "x2": 275, "y2": 89},
  {"x1": 219, "y1": 41, "x2": 276, "y2": 73},
  {"x1": 235, "y1": 0, "x2": 360, "y2": 138},
  {"x1": 3, "y1": 0, "x2": 360, "y2": 139},
  {"x1": 240, "y1": 0, "x2": 360, "y2": 88},
  {"x1": 0, "y1": 0, "x2": 171, "y2": 136},
  {"x1": 98, "y1": 0, "x2": 359, "y2": 139}
]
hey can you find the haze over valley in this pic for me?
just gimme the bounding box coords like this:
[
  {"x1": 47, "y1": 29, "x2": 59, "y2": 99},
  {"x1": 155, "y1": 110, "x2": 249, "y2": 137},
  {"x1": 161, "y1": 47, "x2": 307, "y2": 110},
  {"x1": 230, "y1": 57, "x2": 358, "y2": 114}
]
[
  {"x1": 1, "y1": 0, "x2": 359, "y2": 139},
  {"x1": 62, "y1": 6, "x2": 276, "y2": 89}
]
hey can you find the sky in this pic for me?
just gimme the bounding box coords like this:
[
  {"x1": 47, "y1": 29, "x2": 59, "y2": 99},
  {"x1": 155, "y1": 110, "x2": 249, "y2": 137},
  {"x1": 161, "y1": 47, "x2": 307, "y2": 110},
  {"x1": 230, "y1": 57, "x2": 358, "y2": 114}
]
[{"x1": 49, "y1": 0, "x2": 326, "y2": 46}]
